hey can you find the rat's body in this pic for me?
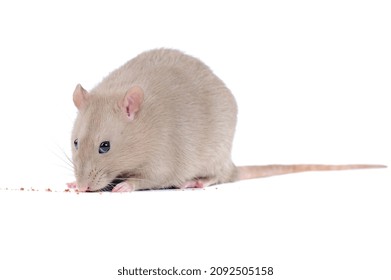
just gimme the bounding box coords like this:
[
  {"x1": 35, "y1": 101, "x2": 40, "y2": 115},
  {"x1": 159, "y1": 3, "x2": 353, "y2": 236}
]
[{"x1": 71, "y1": 49, "x2": 384, "y2": 192}]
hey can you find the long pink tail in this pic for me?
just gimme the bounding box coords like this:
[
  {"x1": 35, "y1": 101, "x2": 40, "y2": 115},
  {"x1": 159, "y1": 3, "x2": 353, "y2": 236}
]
[{"x1": 237, "y1": 164, "x2": 386, "y2": 181}]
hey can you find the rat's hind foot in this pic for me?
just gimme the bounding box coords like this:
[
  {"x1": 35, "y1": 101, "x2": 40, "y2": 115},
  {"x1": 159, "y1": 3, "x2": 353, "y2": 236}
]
[
  {"x1": 112, "y1": 182, "x2": 135, "y2": 192},
  {"x1": 180, "y1": 178, "x2": 216, "y2": 189},
  {"x1": 180, "y1": 180, "x2": 205, "y2": 189}
]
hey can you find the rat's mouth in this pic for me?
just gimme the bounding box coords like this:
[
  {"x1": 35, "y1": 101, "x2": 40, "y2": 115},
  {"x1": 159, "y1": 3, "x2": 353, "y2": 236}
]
[
  {"x1": 95, "y1": 178, "x2": 124, "y2": 192},
  {"x1": 87, "y1": 171, "x2": 136, "y2": 192}
]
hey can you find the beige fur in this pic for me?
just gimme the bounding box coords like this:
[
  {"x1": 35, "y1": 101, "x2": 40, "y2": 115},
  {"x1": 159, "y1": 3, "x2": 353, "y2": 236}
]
[
  {"x1": 72, "y1": 49, "x2": 237, "y2": 191},
  {"x1": 71, "y1": 49, "x2": 385, "y2": 192}
]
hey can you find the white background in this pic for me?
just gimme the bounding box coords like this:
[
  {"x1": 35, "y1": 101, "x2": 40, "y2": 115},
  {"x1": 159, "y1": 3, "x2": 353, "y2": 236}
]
[{"x1": 0, "y1": 0, "x2": 390, "y2": 279}]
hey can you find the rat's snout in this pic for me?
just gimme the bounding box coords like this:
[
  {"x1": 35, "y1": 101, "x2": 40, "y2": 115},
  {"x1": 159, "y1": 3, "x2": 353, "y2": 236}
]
[{"x1": 77, "y1": 182, "x2": 92, "y2": 192}]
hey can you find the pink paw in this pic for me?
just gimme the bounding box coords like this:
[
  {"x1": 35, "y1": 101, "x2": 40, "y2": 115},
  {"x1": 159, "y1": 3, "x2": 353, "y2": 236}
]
[
  {"x1": 66, "y1": 182, "x2": 77, "y2": 189},
  {"x1": 112, "y1": 182, "x2": 135, "y2": 192},
  {"x1": 180, "y1": 180, "x2": 205, "y2": 189}
]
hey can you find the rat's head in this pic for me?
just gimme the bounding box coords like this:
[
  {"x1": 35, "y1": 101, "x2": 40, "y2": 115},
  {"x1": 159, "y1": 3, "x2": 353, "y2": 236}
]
[{"x1": 71, "y1": 84, "x2": 144, "y2": 192}]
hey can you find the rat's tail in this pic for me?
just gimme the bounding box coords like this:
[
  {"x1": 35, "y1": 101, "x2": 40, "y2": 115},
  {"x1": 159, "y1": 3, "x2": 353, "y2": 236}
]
[{"x1": 237, "y1": 164, "x2": 386, "y2": 181}]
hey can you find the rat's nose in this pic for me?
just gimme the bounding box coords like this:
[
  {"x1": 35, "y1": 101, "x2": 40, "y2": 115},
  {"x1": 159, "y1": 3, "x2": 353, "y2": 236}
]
[{"x1": 77, "y1": 183, "x2": 91, "y2": 192}]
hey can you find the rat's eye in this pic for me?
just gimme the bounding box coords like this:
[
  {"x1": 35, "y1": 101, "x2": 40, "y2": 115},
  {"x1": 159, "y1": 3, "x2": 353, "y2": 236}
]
[
  {"x1": 99, "y1": 141, "x2": 110, "y2": 154},
  {"x1": 74, "y1": 139, "x2": 78, "y2": 150}
]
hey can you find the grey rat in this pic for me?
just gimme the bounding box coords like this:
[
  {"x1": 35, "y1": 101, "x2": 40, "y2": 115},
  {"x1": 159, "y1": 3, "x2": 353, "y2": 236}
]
[{"x1": 70, "y1": 49, "x2": 385, "y2": 192}]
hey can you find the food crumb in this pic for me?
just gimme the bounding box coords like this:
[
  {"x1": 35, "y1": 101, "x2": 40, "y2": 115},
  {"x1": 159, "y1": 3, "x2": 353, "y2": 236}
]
[
  {"x1": 20, "y1": 187, "x2": 24, "y2": 191},
  {"x1": 64, "y1": 189, "x2": 70, "y2": 192},
  {"x1": 46, "y1": 188, "x2": 52, "y2": 192}
]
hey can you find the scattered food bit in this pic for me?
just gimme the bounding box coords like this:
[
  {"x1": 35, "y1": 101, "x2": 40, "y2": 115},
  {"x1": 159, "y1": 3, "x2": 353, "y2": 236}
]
[{"x1": 1, "y1": 187, "x2": 81, "y2": 193}]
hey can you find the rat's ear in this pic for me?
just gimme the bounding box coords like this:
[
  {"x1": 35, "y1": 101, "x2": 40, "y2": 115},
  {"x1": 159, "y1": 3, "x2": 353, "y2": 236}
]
[
  {"x1": 120, "y1": 86, "x2": 144, "y2": 121},
  {"x1": 73, "y1": 84, "x2": 89, "y2": 110}
]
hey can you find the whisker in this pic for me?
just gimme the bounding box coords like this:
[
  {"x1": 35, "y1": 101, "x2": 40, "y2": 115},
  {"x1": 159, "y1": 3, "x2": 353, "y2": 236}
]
[
  {"x1": 53, "y1": 162, "x2": 74, "y2": 173},
  {"x1": 63, "y1": 153, "x2": 74, "y2": 168},
  {"x1": 50, "y1": 144, "x2": 74, "y2": 169}
]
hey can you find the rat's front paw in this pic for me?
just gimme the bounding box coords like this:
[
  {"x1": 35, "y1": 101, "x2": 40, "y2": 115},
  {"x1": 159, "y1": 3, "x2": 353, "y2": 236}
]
[
  {"x1": 66, "y1": 181, "x2": 77, "y2": 189},
  {"x1": 112, "y1": 182, "x2": 135, "y2": 192}
]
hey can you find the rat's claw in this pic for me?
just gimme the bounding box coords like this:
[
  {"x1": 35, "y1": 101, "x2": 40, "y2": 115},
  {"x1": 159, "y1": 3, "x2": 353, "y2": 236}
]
[{"x1": 112, "y1": 182, "x2": 135, "y2": 192}]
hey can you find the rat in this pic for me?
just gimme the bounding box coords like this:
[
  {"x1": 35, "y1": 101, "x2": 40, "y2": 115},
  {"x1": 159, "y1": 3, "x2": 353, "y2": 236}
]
[{"x1": 70, "y1": 48, "x2": 385, "y2": 192}]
